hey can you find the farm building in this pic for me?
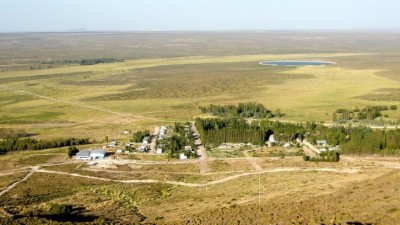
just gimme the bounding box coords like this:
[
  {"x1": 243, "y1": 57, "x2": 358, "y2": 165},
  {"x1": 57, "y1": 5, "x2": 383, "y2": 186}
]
[{"x1": 76, "y1": 150, "x2": 91, "y2": 160}]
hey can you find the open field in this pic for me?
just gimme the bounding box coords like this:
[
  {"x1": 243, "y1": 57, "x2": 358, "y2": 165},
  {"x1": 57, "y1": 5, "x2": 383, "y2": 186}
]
[
  {"x1": 0, "y1": 147, "x2": 399, "y2": 224},
  {"x1": 0, "y1": 32, "x2": 400, "y2": 224}
]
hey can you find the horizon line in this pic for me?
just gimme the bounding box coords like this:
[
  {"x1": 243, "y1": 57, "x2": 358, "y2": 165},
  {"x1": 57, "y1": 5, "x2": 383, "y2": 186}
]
[{"x1": 2, "y1": 28, "x2": 400, "y2": 34}]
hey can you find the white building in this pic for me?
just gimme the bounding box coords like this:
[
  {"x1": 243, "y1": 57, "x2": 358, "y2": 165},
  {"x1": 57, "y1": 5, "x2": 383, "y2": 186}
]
[
  {"x1": 76, "y1": 149, "x2": 106, "y2": 160},
  {"x1": 90, "y1": 149, "x2": 107, "y2": 159},
  {"x1": 179, "y1": 153, "x2": 188, "y2": 160},
  {"x1": 156, "y1": 148, "x2": 163, "y2": 154}
]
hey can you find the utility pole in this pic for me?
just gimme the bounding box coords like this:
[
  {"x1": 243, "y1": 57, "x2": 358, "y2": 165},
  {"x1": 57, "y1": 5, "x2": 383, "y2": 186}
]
[{"x1": 258, "y1": 177, "x2": 261, "y2": 206}]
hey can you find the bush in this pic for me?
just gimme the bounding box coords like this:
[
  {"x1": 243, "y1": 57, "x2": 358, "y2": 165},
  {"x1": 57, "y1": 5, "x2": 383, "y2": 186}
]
[{"x1": 50, "y1": 204, "x2": 73, "y2": 215}]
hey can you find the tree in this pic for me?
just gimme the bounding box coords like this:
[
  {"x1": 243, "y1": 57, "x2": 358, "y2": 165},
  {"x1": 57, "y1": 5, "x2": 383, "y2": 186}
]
[{"x1": 67, "y1": 146, "x2": 78, "y2": 158}]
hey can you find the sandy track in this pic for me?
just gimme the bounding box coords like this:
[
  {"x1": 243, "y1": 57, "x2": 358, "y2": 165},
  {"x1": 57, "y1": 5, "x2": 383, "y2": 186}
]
[
  {"x1": 0, "y1": 170, "x2": 34, "y2": 197},
  {"x1": 243, "y1": 150, "x2": 263, "y2": 171}
]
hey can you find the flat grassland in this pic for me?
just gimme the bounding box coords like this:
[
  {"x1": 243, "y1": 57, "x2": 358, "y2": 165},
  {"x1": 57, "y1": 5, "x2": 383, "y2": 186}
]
[{"x1": 0, "y1": 32, "x2": 400, "y2": 224}]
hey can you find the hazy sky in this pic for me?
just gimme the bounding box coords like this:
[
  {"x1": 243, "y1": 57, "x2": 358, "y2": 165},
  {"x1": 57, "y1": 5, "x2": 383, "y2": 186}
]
[{"x1": 1, "y1": 0, "x2": 400, "y2": 32}]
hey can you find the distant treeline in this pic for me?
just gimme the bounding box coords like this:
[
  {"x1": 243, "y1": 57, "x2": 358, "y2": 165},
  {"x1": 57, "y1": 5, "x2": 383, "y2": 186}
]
[
  {"x1": 0, "y1": 137, "x2": 90, "y2": 155},
  {"x1": 333, "y1": 105, "x2": 397, "y2": 122},
  {"x1": 80, "y1": 58, "x2": 124, "y2": 65},
  {"x1": 199, "y1": 102, "x2": 275, "y2": 118}
]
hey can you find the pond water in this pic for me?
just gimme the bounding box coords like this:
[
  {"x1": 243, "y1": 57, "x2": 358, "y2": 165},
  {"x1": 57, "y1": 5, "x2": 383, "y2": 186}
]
[{"x1": 260, "y1": 60, "x2": 335, "y2": 67}]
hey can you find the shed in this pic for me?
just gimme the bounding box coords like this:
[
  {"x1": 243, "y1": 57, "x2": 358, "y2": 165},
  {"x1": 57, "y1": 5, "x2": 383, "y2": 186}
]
[
  {"x1": 179, "y1": 153, "x2": 188, "y2": 160},
  {"x1": 156, "y1": 148, "x2": 163, "y2": 154},
  {"x1": 76, "y1": 150, "x2": 91, "y2": 160}
]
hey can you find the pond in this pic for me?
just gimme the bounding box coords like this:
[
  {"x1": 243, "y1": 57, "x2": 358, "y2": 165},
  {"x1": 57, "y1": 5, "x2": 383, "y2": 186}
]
[{"x1": 260, "y1": 60, "x2": 335, "y2": 67}]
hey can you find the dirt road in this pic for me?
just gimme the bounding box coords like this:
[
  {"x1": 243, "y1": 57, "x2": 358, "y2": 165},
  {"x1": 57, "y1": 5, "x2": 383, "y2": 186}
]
[
  {"x1": 150, "y1": 126, "x2": 160, "y2": 154},
  {"x1": 191, "y1": 122, "x2": 210, "y2": 174}
]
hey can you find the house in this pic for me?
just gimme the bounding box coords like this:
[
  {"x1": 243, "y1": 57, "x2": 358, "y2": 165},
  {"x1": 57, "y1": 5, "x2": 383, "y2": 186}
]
[
  {"x1": 316, "y1": 140, "x2": 327, "y2": 147},
  {"x1": 76, "y1": 150, "x2": 91, "y2": 160},
  {"x1": 179, "y1": 153, "x2": 188, "y2": 160},
  {"x1": 116, "y1": 149, "x2": 123, "y2": 154},
  {"x1": 90, "y1": 149, "x2": 106, "y2": 159},
  {"x1": 76, "y1": 149, "x2": 107, "y2": 160},
  {"x1": 184, "y1": 146, "x2": 192, "y2": 152},
  {"x1": 156, "y1": 148, "x2": 163, "y2": 154},
  {"x1": 142, "y1": 139, "x2": 149, "y2": 145}
]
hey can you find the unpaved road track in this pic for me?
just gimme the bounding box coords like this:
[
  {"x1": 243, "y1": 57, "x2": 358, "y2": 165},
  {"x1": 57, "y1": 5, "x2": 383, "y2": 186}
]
[{"x1": 191, "y1": 122, "x2": 210, "y2": 174}]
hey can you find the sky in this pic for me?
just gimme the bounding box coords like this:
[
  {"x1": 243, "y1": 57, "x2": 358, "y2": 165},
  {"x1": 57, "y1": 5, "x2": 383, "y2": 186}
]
[{"x1": 1, "y1": 0, "x2": 400, "y2": 32}]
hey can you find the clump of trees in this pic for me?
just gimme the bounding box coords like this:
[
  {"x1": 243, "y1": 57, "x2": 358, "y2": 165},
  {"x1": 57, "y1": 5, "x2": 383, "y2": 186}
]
[
  {"x1": 131, "y1": 130, "x2": 151, "y2": 143},
  {"x1": 333, "y1": 105, "x2": 397, "y2": 122},
  {"x1": 303, "y1": 150, "x2": 340, "y2": 162},
  {"x1": 340, "y1": 127, "x2": 400, "y2": 156},
  {"x1": 80, "y1": 58, "x2": 124, "y2": 65},
  {"x1": 199, "y1": 102, "x2": 275, "y2": 118},
  {"x1": 0, "y1": 137, "x2": 90, "y2": 155},
  {"x1": 195, "y1": 118, "x2": 305, "y2": 146},
  {"x1": 67, "y1": 146, "x2": 79, "y2": 158}
]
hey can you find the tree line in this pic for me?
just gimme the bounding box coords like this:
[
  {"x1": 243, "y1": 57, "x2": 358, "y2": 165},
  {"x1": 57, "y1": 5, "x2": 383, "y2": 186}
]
[
  {"x1": 0, "y1": 137, "x2": 90, "y2": 155},
  {"x1": 199, "y1": 102, "x2": 275, "y2": 118},
  {"x1": 80, "y1": 58, "x2": 124, "y2": 65},
  {"x1": 195, "y1": 118, "x2": 304, "y2": 146},
  {"x1": 310, "y1": 124, "x2": 400, "y2": 156}
]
